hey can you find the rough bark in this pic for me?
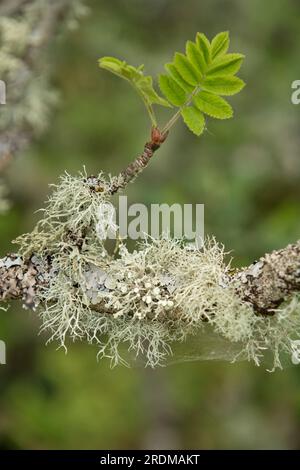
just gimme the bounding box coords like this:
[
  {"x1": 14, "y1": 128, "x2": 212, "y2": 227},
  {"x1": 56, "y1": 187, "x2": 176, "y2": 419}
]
[
  {"x1": 234, "y1": 240, "x2": 300, "y2": 314},
  {"x1": 0, "y1": 254, "x2": 50, "y2": 308}
]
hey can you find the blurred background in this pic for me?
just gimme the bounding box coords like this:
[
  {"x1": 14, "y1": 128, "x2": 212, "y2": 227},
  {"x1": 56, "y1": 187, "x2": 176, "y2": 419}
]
[{"x1": 1, "y1": 0, "x2": 300, "y2": 449}]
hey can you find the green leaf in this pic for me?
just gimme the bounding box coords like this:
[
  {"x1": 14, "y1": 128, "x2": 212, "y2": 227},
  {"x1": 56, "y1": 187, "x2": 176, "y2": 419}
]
[
  {"x1": 207, "y1": 53, "x2": 245, "y2": 77},
  {"x1": 185, "y1": 40, "x2": 206, "y2": 75},
  {"x1": 181, "y1": 106, "x2": 205, "y2": 136},
  {"x1": 138, "y1": 76, "x2": 171, "y2": 107},
  {"x1": 173, "y1": 52, "x2": 201, "y2": 86},
  {"x1": 98, "y1": 56, "x2": 170, "y2": 108},
  {"x1": 193, "y1": 91, "x2": 233, "y2": 119},
  {"x1": 165, "y1": 63, "x2": 194, "y2": 93},
  {"x1": 159, "y1": 74, "x2": 187, "y2": 106},
  {"x1": 196, "y1": 33, "x2": 211, "y2": 65},
  {"x1": 159, "y1": 31, "x2": 245, "y2": 134},
  {"x1": 98, "y1": 56, "x2": 127, "y2": 78},
  {"x1": 202, "y1": 75, "x2": 245, "y2": 96},
  {"x1": 211, "y1": 32, "x2": 230, "y2": 59}
]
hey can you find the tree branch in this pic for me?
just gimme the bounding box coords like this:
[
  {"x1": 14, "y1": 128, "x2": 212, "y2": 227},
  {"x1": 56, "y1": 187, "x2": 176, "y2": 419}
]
[
  {"x1": 109, "y1": 128, "x2": 168, "y2": 194},
  {"x1": 233, "y1": 240, "x2": 300, "y2": 314}
]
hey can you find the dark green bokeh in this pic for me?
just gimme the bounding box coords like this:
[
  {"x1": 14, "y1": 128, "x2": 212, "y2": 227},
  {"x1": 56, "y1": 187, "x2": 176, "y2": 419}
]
[{"x1": 1, "y1": 0, "x2": 300, "y2": 449}]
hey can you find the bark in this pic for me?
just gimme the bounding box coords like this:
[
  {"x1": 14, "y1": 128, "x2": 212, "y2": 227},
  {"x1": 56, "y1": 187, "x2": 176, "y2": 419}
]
[
  {"x1": 109, "y1": 141, "x2": 160, "y2": 194},
  {"x1": 109, "y1": 128, "x2": 168, "y2": 194},
  {"x1": 0, "y1": 254, "x2": 50, "y2": 308},
  {"x1": 233, "y1": 240, "x2": 300, "y2": 314}
]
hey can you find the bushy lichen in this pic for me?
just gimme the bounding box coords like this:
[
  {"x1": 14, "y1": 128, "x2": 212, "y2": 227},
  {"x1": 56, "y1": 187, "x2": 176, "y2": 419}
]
[
  {"x1": 13, "y1": 171, "x2": 300, "y2": 369},
  {"x1": 15, "y1": 170, "x2": 111, "y2": 257},
  {"x1": 246, "y1": 295, "x2": 300, "y2": 371},
  {"x1": 15, "y1": 171, "x2": 112, "y2": 345}
]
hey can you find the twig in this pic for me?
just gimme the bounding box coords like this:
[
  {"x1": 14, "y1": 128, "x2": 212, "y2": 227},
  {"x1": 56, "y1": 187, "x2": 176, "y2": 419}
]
[{"x1": 109, "y1": 127, "x2": 168, "y2": 194}]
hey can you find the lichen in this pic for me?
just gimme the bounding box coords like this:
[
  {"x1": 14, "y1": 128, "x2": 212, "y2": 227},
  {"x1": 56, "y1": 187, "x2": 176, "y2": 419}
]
[
  {"x1": 11, "y1": 171, "x2": 300, "y2": 369},
  {"x1": 247, "y1": 294, "x2": 300, "y2": 371},
  {"x1": 14, "y1": 171, "x2": 112, "y2": 347},
  {"x1": 15, "y1": 170, "x2": 111, "y2": 257}
]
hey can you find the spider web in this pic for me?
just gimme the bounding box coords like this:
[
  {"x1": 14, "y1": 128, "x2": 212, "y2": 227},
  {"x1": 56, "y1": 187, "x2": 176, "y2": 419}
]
[{"x1": 167, "y1": 327, "x2": 246, "y2": 365}]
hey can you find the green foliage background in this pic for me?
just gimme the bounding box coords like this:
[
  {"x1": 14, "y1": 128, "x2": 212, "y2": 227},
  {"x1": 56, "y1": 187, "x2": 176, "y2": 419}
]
[{"x1": 1, "y1": 0, "x2": 300, "y2": 449}]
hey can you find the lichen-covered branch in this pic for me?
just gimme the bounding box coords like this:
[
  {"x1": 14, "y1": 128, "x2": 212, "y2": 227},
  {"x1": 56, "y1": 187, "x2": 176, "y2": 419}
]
[
  {"x1": 0, "y1": 170, "x2": 299, "y2": 369},
  {"x1": 1, "y1": 241, "x2": 299, "y2": 314},
  {"x1": 0, "y1": 168, "x2": 300, "y2": 369},
  {"x1": 0, "y1": 0, "x2": 88, "y2": 172}
]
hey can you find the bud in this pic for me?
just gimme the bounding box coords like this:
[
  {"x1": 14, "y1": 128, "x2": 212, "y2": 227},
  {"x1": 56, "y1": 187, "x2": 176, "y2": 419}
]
[
  {"x1": 151, "y1": 127, "x2": 169, "y2": 145},
  {"x1": 151, "y1": 127, "x2": 161, "y2": 145}
]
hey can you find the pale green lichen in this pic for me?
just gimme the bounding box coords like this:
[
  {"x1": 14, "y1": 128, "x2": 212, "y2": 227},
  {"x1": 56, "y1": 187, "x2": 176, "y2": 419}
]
[
  {"x1": 15, "y1": 170, "x2": 111, "y2": 257},
  {"x1": 246, "y1": 295, "x2": 300, "y2": 371},
  {"x1": 15, "y1": 171, "x2": 112, "y2": 348},
  {"x1": 13, "y1": 172, "x2": 300, "y2": 369}
]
